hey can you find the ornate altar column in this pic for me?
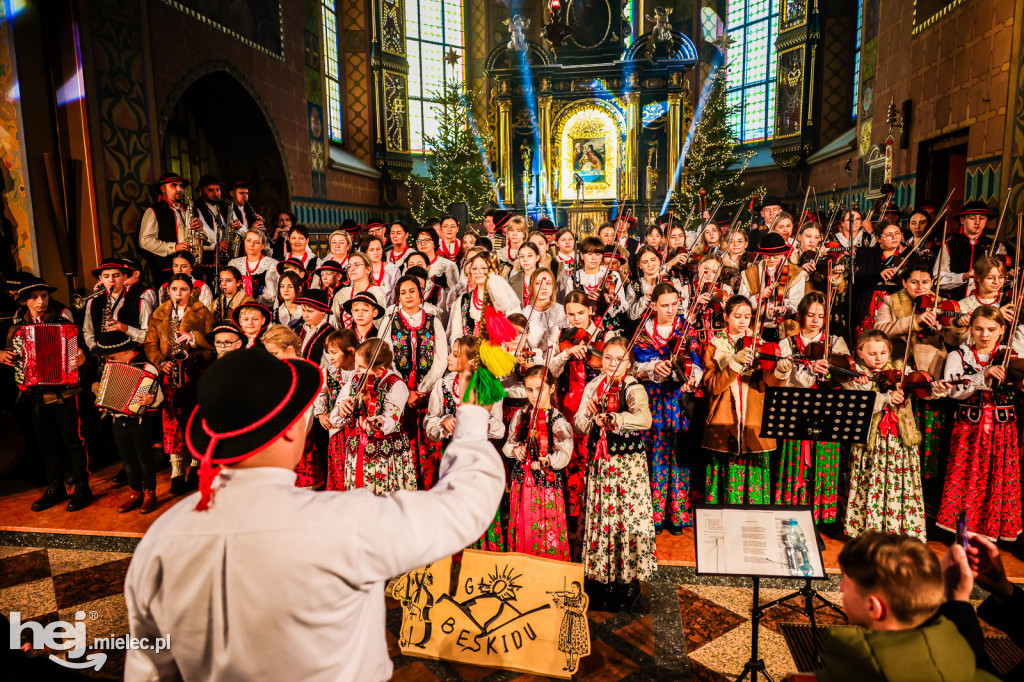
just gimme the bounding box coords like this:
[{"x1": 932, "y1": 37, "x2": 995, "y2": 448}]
[
  {"x1": 498, "y1": 98, "x2": 514, "y2": 205},
  {"x1": 623, "y1": 90, "x2": 640, "y2": 201},
  {"x1": 666, "y1": 91, "x2": 682, "y2": 194},
  {"x1": 538, "y1": 93, "x2": 553, "y2": 209}
]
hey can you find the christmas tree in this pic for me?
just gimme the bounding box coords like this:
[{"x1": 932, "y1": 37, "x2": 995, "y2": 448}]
[
  {"x1": 673, "y1": 68, "x2": 762, "y2": 229},
  {"x1": 408, "y1": 80, "x2": 496, "y2": 224}
]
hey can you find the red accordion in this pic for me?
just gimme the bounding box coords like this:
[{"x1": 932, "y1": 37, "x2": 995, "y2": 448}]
[
  {"x1": 12, "y1": 322, "x2": 79, "y2": 390},
  {"x1": 96, "y1": 362, "x2": 158, "y2": 416}
]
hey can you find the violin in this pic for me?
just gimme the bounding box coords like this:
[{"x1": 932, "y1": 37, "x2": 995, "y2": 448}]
[
  {"x1": 872, "y1": 368, "x2": 970, "y2": 400},
  {"x1": 559, "y1": 326, "x2": 604, "y2": 370},
  {"x1": 668, "y1": 334, "x2": 704, "y2": 397},
  {"x1": 734, "y1": 335, "x2": 784, "y2": 372},
  {"x1": 818, "y1": 241, "x2": 849, "y2": 262},
  {"x1": 515, "y1": 405, "x2": 558, "y2": 483},
  {"x1": 913, "y1": 294, "x2": 962, "y2": 327},
  {"x1": 800, "y1": 342, "x2": 864, "y2": 380},
  {"x1": 356, "y1": 374, "x2": 387, "y2": 438},
  {"x1": 774, "y1": 264, "x2": 789, "y2": 329},
  {"x1": 989, "y1": 348, "x2": 1024, "y2": 381}
]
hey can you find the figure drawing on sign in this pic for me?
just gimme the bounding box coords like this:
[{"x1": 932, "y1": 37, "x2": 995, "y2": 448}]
[
  {"x1": 391, "y1": 567, "x2": 437, "y2": 648},
  {"x1": 548, "y1": 580, "x2": 589, "y2": 672}
]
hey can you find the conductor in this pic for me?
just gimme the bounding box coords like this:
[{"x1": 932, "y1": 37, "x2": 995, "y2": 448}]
[{"x1": 123, "y1": 347, "x2": 505, "y2": 680}]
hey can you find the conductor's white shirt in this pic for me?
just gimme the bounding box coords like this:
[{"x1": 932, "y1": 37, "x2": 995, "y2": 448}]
[{"x1": 123, "y1": 404, "x2": 505, "y2": 682}]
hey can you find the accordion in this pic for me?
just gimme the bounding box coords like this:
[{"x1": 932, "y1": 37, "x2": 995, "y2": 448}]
[
  {"x1": 96, "y1": 362, "x2": 158, "y2": 416},
  {"x1": 12, "y1": 322, "x2": 79, "y2": 390}
]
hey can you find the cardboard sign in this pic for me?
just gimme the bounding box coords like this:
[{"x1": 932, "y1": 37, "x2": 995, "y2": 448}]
[{"x1": 388, "y1": 550, "x2": 590, "y2": 678}]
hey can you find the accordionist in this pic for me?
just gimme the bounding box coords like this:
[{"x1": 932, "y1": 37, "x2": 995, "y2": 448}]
[
  {"x1": 0, "y1": 276, "x2": 91, "y2": 513},
  {"x1": 91, "y1": 330, "x2": 163, "y2": 514}
]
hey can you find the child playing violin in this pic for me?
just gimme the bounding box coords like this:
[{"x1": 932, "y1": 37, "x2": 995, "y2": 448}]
[
  {"x1": 873, "y1": 265, "x2": 967, "y2": 478},
  {"x1": 315, "y1": 328, "x2": 357, "y2": 491},
  {"x1": 425, "y1": 336, "x2": 506, "y2": 550},
  {"x1": 332, "y1": 339, "x2": 416, "y2": 494},
  {"x1": 574, "y1": 337, "x2": 654, "y2": 612},
  {"x1": 937, "y1": 305, "x2": 1021, "y2": 542},
  {"x1": 503, "y1": 366, "x2": 572, "y2": 560},
  {"x1": 703, "y1": 295, "x2": 793, "y2": 505},
  {"x1": 549, "y1": 292, "x2": 609, "y2": 522},
  {"x1": 634, "y1": 283, "x2": 703, "y2": 532},
  {"x1": 775, "y1": 293, "x2": 851, "y2": 523},
  {"x1": 842, "y1": 330, "x2": 948, "y2": 539}
]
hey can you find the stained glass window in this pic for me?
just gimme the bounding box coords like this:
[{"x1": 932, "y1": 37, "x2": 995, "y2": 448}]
[
  {"x1": 852, "y1": 0, "x2": 863, "y2": 119},
  {"x1": 322, "y1": 0, "x2": 343, "y2": 143},
  {"x1": 724, "y1": 0, "x2": 779, "y2": 143},
  {"x1": 407, "y1": 0, "x2": 465, "y2": 153}
]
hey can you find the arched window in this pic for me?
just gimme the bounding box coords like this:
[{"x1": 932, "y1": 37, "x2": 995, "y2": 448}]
[
  {"x1": 724, "y1": 0, "x2": 779, "y2": 143},
  {"x1": 852, "y1": 0, "x2": 864, "y2": 119},
  {"x1": 406, "y1": 0, "x2": 465, "y2": 153},
  {"x1": 321, "y1": 0, "x2": 343, "y2": 143}
]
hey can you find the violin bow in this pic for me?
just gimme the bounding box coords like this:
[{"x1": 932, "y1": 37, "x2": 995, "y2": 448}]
[
  {"x1": 794, "y1": 185, "x2": 812, "y2": 235},
  {"x1": 987, "y1": 187, "x2": 1013, "y2": 258},
  {"x1": 930, "y1": 208, "x2": 950, "y2": 319},
  {"x1": 523, "y1": 345, "x2": 555, "y2": 461},
  {"x1": 891, "y1": 187, "x2": 955, "y2": 274}
]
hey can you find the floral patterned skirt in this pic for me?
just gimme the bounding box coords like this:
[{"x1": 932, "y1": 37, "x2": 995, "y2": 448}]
[
  {"x1": 558, "y1": 611, "x2": 588, "y2": 655},
  {"x1": 294, "y1": 428, "x2": 324, "y2": 489},
  {"x1": 326, "y1": 430, "x2": 346, "y2": 491},
  {"x1": 914, "y1": 402, "x2": 946, "y2": 479},
  {"x1": 342, "y1": 429, "x2": 417, "y2": 495},
  {"x1": 774, "y1": 439, "x2": 840, "y2": 523},
  {"x1": 845, "y1": 434, "x2": 925, "y2": 540},
  {"x1": 705, "y1": 450, "x2": 771, "y2": 505},
  {"x1": 582, "y1": 432, "x2": 656, "y2": 584},
  {"x1": 509, "y1": 475, "x2": 570, "y2": 561},
  {"x1": 937, "y1": 411, "x2": 1022, "y2": 542},
  {"x1": 469, "y1": 506, "x2": 505, "y2": 552}
]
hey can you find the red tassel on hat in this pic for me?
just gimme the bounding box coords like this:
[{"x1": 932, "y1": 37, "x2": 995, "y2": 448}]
[{"x1": 194, "y1": 438, "x2": 221, "y2": 512}]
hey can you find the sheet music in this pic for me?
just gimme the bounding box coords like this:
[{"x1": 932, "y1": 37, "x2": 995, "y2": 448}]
[{"x1": 694, "y1": 508, "x2": 825, "y2": 579}]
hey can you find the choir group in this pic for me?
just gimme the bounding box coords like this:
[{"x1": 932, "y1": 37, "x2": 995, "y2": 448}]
[{"x1": 3, "y1": 177, "x2": 1022, "y2": 612}]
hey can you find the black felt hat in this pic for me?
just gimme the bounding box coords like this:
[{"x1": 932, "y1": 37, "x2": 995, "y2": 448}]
[
  {"x1": 295, "y1": 289, "x2": 331, "y2": 314},
  {"x1": 205, "y1": 321, "x2": 246, "y2": 347},
  {"x1": 536, "y1": 218, "x2": 556, "y2": 234},
  {"x1": 197, "y1": 174, "x2": 223, "y2": 189},
  {"x1": 186, "y1": 347, "x2": 323, "y2": 510},
  {"x1": 954, "y1": 200, "x2": 996, "y2": 219},
  {"x1": 16, "y1": 275, "x2": 57, "y2": 299},
  {"x1": 230, "y1": 180, "x2": 250, "y2": 191},
  {"x1": 90, "y1": 258, "x2": 132, "y2": 279},
  {"x1": 315, "y1": 261, "x2": 346, "y2": 276},
  {"x1": 93, "y1": 331, "x2": 139, "y2": 356},
  {"x1": 755, "y1": 232, "x2": 791, "y2": 255},
  {"x1": 231, "y1": 301, "x2": 273, "y2": 332},
  {"x1": 343, "y1": 290, "x2": 385, "y2": 319},
  {"x1": 156, "y1": 172, "x2": 189, "y2": 188},
  {"x1": 340, "y1": 218, "x2": 363, "y2": 235},
  {"x1": 492, "y1": 210, "x2": 515, "y2": 232},
  {"x1": 276, "y1": 258, "x2": 310, "y2": 281}
]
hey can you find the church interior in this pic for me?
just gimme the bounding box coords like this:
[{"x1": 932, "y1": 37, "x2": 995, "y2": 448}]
[{"x1": 2, "y1": 0, "x2": 1024, "y2": 679}]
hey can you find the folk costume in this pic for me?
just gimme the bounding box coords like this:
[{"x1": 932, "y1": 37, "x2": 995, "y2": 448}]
[
  {"x1": 934, "y1": 202, "x2": 1004, "y2": 299},
  {"x1": 228, "y1": 254, "x2": 279, "y2": 309},
  {"x1": 316, "y1": 363, "x2": 353, "y2": 491},
  {"x1": 144, "y1": 298, "x2": 214, "y2": 481},
  {"x1": 873, "y1": 289, "x2": 968, "y2": 476},
  {"x1": 775, "y1": 332, "x2": 850, "y2": 523},
  {"x1": 82, "y1": 260, "x2": 151, "y2": 350},
  {"x1": 503, "y1": 407, "x2": 573, "y2": 561},
  {"x1": 333, "y1": 369, "x2": 417, "y2": 495},
  {"x1": 634, "y1": 317, "x2": 703, "y2": 528},
  {"x1": 937, "y1": 346, "x2": 1022, "y2": 542},
  {"x1": 5, "y1": 280, "x2": 91, "y2": 511},
  {"x1": 383, "y1": 305, "x2": 448, "y2": 488},
  {"x1": 549, "y1": 323, "x2": 607, "y2": 518},
  {"x1": 573, "y1": 375, "x2": 655, "y2": 585},
  {"x1": 702, "y1": 330, "x2": 791, "y2": 504},
  {"x1": 159, "y1": 278, "x2": 214, "y2": 309},
  {"x1": 737, "y1": 259, "x2": 806, "y2": 343},
  {"x1": 841, "y1": 360, "x2": 927, "y2": 540},
  {"x1": 293, "y1": 291, "x2": 335, "y2": 489}
]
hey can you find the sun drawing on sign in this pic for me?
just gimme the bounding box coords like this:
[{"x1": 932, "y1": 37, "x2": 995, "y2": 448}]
[{"x1": 479, "y1": 565, "x2": 522, "y2": 601}]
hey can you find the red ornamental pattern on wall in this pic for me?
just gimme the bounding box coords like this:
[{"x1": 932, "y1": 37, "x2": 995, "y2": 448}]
[{"x1": 89, "y1": 0, "x2": 154, "y2": 265}]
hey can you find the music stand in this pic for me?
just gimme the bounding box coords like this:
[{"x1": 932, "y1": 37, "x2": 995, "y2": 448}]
[
  {"x1": 694, "y1": 505, "x2": 828, "y2": 682},
  {"x1": 754, "y1": 386, "x2": 875, "y2": 675}
]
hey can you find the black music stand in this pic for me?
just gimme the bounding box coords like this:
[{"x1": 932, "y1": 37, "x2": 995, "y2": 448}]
[{"x1": 694, "y1": 505, "x2": 829, "y2": 682}]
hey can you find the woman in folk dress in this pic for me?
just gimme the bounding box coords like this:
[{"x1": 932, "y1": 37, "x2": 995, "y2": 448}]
[
  {"x1": 574, "y1": 337, "x2": 654, "y2": 612},
  {"x1": 503, "y1": 366, "x2": 572, "y2": 560}
]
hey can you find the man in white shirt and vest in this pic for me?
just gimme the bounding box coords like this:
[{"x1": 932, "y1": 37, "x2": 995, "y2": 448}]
[
  {"x1": 138, "y1": 172, "x2": 201, "y2": 281},
  {"x1": 123, "y1": 347, "x2": 505, "y2": 681}
]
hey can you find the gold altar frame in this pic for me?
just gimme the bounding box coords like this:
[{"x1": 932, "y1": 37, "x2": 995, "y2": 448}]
[{"x1": 553, "y1": 101, "x2": 624, "y2": 202}]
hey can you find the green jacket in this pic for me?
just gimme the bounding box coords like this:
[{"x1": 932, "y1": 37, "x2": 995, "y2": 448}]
[{"x1": 814, "y1": 616, "x2": 1001, "y2": 682}]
